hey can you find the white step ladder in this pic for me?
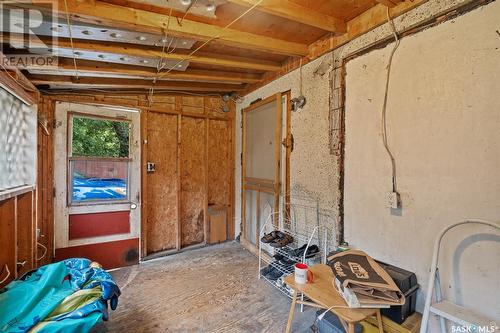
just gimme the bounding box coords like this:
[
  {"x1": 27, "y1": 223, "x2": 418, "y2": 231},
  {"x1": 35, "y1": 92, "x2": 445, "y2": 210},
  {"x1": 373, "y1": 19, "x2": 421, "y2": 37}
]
[{"x1": 420, "y1": 219, "x2": 500, "y2": 333}]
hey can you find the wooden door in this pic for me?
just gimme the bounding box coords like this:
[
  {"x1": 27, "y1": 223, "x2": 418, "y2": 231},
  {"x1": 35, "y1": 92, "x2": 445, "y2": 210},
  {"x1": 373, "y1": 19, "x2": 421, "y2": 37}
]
[
  {"x1": 145, "y1": 112, "x2": 179, "y2": 254},
  {"x1": 241, "y1": 93, "x2": 284, "y2": 252}
]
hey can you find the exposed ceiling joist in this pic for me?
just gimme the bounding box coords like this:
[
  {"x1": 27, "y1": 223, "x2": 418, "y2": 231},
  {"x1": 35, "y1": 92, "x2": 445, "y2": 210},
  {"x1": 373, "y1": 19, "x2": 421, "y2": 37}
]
[
  {"x1": 375, "y1": 0, "x2": 403, "y2": 7},
  {"x1": 1, "y1": 33, "x2": 281, "y2": 72},
  {"x1": 34, "y1": 0, "x2": 309, "y2": 56},
  {"x1": 28, "y1": 74, "x2": 245, "y2": 92},
  {"x1": 24, "y1": 59, "x2": 262, "y2": 84},
  {"x1": 227, "y1": 0, "x2": 346, "y2": 33},
  {"x1": 0, "y1": 51, "x2": 38, "y2": 104}
]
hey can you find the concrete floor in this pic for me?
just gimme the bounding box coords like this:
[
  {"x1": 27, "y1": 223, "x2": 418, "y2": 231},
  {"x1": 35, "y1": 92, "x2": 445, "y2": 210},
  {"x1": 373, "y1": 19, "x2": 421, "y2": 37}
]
[{"x1": 92, "y1": 242, "x2": 315, "y2": 333}]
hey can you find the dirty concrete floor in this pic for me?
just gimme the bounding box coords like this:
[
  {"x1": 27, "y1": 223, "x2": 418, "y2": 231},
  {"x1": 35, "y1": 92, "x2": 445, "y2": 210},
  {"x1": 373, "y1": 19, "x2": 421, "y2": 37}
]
[{"x1": 92, "y1": 242, "x2": 315, "y2": 333}]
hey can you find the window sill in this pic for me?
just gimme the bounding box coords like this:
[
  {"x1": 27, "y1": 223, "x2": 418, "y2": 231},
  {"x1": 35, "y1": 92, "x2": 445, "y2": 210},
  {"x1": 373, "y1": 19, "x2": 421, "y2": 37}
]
[{"x1": 0, "y1": 185, "x2": 35, "y2": 202}]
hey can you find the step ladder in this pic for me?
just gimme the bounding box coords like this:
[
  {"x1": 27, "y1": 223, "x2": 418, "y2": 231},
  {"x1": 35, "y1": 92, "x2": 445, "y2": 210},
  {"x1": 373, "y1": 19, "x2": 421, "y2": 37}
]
[{"x1": 420, "y1": 219, "x2": 500, "y2": 333}]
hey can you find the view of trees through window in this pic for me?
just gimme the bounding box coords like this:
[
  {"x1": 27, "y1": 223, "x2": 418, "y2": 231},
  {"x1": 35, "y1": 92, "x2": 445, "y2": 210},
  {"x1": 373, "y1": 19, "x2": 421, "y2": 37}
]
[
  {"x1": 70, "y1": 115, "x2": 130, "y2": 203},
  {"x1": 72, "y1": 116, "x2": 129, "y2": 157}
]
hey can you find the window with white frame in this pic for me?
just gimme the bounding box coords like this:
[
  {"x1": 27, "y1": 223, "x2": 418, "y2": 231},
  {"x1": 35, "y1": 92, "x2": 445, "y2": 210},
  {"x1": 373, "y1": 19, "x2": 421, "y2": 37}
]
[{"x1": 68, "y1": 113, "x2": 131, "y2": 205}]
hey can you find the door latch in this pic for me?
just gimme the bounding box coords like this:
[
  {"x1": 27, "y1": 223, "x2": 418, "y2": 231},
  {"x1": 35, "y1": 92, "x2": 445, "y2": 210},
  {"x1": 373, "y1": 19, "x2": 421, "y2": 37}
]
[{"x1": 282, "y1": 134, "x2": 294, "y2": 152}]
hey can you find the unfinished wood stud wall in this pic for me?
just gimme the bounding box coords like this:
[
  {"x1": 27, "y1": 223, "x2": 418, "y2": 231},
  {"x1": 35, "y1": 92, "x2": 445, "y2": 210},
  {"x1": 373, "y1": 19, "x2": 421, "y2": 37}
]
[
  {"x1": 33, "y1": 93, "x2": 234, "y2": 260},
  {"x1": 145, "y1": 112, "x2": 179, "y2": 254},
  {"x1": 0, "y1": 189, "x2": 36, "y2": 288},
  {"x1": 37, "y1": 96, "x2": 55, "y2": 266},
  {"x1": 141, "y1": 95, "x2": 235, "y2": 257}
]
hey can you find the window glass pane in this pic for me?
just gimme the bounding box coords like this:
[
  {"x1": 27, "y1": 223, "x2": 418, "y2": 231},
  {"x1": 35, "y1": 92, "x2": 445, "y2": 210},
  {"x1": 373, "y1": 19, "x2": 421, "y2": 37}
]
[
  {"x1": 72, "y1": 116, "x2": 129, "y2": 158},
  {"x1": 71, "y1": 160, "x2": 128, "y2": 202}
]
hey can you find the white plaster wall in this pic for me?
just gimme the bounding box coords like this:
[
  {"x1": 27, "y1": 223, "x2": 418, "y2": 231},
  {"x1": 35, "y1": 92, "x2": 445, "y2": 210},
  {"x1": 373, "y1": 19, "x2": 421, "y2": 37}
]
[
  {"x1": 344, "y1": 0, "x2": 500, "y2": 324},
  {"x1": 234, "y1": 0, "x2": 492, "y2": 244}
]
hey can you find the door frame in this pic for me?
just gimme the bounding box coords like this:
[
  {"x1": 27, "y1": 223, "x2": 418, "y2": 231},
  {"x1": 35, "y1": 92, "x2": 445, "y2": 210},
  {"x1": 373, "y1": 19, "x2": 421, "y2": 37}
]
[{"x1": 241, "y1": 91, "x2": 291, "y2": 254}]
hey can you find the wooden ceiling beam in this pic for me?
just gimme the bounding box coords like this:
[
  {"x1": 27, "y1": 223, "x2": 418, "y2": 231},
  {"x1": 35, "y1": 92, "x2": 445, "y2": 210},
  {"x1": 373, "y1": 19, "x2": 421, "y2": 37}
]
[
  {"x1": 0, "y1": 51, "x2": 39, "y2": 104},
  {"x1": 23, "y1": 59, "x2": 262, "y2": 84},
  {"x1": 32, "y1": 0, "x2": 308, "y2": 56},
  {"x1": 226, "y1": 0, "x2": 346, "y2": 33},
  {"x1": 28, "y1": 74, "x2": 245, "y2": 92},
  {"x1": 2, "y1": 33, "x2": 280, "y2": 72},
  {"x1": 375, "y1": 0, "x2": 403, "y2": 7},
  {"x1": 246, "y1": 0, "x2": 429, "y2": 94}
]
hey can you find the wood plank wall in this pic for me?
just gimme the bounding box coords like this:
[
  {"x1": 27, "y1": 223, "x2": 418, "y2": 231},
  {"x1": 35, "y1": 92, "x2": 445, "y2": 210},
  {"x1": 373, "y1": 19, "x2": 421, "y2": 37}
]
[
  {"x1": 0, "y1": 189, "x2": 36, "y2": 288},
  {"x1": 37, "y1": 96, "x2": 55, "y2": 265}
]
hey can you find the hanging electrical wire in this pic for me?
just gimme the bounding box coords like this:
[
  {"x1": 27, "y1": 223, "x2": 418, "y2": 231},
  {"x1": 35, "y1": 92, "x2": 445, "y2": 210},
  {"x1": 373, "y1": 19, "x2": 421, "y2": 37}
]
[
  {"x1": 0, "y1": 264, "x2": 10, "y2": 285},
  {"x1": 148, "y1": 6, "x2": 174, "y2": 106},
  {"x1": 177, "y1": 0, "x2": 199, "y2": 26},
  {"x1": 381, "y1": 8, "x2": 401, "y2": 193},
  {"x1": 158, "y1": 0, "x2": 265, "y2": 79},
  {"x1": 63, "y1": 0, "x2": 79, "y2": 80},
  {"x1": 36, "y1": 242, "x2": 48, "y2": 261},
  {"x1": 299, "y1": 57, "x2": 303, "y2": 96}
]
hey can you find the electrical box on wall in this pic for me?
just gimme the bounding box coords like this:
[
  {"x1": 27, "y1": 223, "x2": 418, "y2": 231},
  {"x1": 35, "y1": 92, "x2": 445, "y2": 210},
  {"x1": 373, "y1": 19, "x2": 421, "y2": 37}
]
[
  {"x1": 146, "y1": 162, "x2": 156, "y2": 173},
  {"x1": 387, "y1": 192, "x2": 400, "y2": 209}
]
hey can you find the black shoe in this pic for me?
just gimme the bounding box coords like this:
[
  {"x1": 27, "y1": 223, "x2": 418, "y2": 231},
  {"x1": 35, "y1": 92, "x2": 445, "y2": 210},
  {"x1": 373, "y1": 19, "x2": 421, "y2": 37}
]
[
  {"x1": 279, "y1": 257, "x2": 297, "y2": 265},
  {"x1": 304, "y1": 245, "x2": 320, "y2": 258},
  {"x1": 291, "y1": 244, "x2": 320, "y2": 258},
  {"x1": 291, "y1": 244, "x2": 308, "y2": 257},
  {"x1": 263, "y1": 264, "x2": 284, "y2": 280}
]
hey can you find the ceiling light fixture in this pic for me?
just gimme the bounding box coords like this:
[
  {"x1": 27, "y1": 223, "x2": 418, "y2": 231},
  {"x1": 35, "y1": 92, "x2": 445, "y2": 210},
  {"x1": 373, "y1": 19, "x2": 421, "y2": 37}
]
[
  {"x1": 137, "y1": 36, "x2": 147, "y2": 41},
  {"x1": 110, "y1": 32, "x2": 122, "y2": 38},
  {"x1": 140, "y1": 59, "x2": 149, "y2": 64},
  {"x1": 120, "y1": 57, "x2": 129, "y2": 61},
  {"x1": 180, "y1": 0, "x2": 192, "y2": 6},
  {"x1": 81, "y1": 30, "x2": 92, "y2": 35},
  {"x1": 74, "y1": 51, "x2": 83, "y2": 56}
]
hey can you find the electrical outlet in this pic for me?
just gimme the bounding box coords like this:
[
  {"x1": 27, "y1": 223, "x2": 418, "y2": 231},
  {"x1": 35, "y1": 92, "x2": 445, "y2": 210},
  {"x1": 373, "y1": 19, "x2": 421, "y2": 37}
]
[
  {"x1": 387, "y1": 192, "x2": 400, "y2": 209},
  {"x1": 36, "y1": 228, "x2": 41, "y2": 239}
]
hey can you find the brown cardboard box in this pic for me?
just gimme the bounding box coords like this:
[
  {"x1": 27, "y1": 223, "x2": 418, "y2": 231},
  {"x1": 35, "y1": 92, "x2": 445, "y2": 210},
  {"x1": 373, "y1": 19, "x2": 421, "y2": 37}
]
[{"x1": 208, "y1": 206, "x2": 227, "y2": 244}]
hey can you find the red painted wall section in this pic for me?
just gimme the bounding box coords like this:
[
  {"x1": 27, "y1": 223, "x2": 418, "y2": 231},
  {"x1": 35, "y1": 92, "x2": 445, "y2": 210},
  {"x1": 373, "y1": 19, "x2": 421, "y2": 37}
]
[
  {"x1": 55, "y1": 238, "x2": 139, "y2": 269},
  {"x1": 69, "y1": 211, "x2": 130, "y2": 240}
]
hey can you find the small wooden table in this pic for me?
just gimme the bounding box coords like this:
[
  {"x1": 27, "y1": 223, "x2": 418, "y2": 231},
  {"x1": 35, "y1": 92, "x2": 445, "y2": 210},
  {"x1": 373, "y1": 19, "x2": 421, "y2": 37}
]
[{"x1": 284, "y1": 264, "x2": 384, "y2": 333}]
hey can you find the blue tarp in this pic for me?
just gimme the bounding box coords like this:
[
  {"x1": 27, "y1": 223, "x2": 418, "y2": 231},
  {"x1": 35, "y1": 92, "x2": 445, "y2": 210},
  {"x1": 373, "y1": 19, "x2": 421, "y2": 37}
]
[{"x1": 0, "y1": 258, "x2": 120, "y2": 333}]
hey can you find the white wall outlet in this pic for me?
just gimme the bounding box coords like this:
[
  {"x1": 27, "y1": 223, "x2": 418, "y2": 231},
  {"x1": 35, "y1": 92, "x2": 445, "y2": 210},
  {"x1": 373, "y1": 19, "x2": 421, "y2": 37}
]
[{"x1": 387, "y1": 192, "x2": 400, "y2": 209}]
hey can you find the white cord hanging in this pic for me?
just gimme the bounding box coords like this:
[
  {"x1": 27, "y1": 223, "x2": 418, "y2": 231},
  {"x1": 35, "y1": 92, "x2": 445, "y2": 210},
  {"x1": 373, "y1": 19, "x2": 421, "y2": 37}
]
[
  {"x1": 381, "y1": 7, "x2": 401, "y2": 193},
  {"x1": 36, "y1": 242, "x2": 48, "y2": 261},
  {"x1": 0, "y1": 264, "x2": 11, "y2": 285}
]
